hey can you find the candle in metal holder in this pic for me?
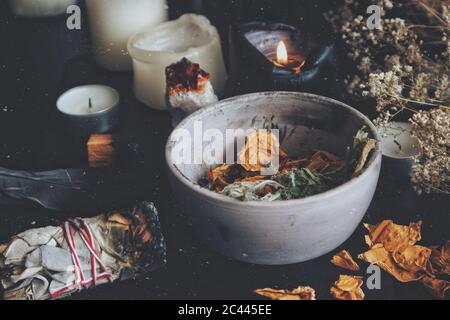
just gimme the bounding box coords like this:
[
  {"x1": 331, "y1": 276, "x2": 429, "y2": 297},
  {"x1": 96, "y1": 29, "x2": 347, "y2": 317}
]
[
  {"x1": 229, "y1": 21, "x2": 337, "y2": 95},
  {"x1": 57, "y1": 85, "x2": 120, "y2": 136},
  {"x1": 378, "y1": 122, "x2": 421, "y2": 179}
]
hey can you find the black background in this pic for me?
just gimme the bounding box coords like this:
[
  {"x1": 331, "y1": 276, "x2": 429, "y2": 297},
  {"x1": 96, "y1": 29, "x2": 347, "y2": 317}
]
[{"x1": 0, "y1": 0, "x2": 448, "y2": 300}]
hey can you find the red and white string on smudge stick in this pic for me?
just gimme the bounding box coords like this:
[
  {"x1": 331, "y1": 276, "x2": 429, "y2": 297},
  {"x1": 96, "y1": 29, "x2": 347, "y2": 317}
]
[{"x1": 51, "y1": 219, "x2": 112, "y2": 298}]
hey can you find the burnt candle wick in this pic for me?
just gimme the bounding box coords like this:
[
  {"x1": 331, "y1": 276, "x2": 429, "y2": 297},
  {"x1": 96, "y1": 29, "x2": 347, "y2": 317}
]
[{"x1": 89, "y1": 98, "x2": 92, "y2": 109}]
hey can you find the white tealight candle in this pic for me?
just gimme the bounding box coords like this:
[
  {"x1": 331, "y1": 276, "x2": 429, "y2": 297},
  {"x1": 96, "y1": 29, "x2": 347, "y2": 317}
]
[
  {"x1": 85, "y1": 0, "x2": 168, "y2": 72},
  {"x1": 57, "y1": 85, "x2": 120, "y2": 135},
  {"x1": 9, "y1": 0, "x2": 77, "y2": 17},
  {"x1": 378, "y1": 122, "x2": 421, "y2": 159},
  {"x1": 128, "y1": 14, "x2": 227, "y2": 110},
  {"x1": 378, "y1": 121, "x2": 421, "y2": 178}
]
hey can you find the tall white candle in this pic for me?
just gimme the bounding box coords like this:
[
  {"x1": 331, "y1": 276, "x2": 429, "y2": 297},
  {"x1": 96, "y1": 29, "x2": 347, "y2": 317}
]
[
  {"x1": 86, "y1": 0, "x2": 168, "y2": 72},
  {"x1": 9, "y1": 0, "x2": 77, "y2": 17},
  {"x1": 128, "y1": 14, "x2": 227, "y2": 110}
]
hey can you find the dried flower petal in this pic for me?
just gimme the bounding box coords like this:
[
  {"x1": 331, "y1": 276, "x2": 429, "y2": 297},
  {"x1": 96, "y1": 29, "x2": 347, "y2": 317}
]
[
  {"x1": 429, "y1": 241, "x2": 450, "y2": 275},
  {"x1": 354, "y1": 138, "x2": 377, "y2": 175},
  {"x1": 208, "y1": 164, "x2": 233, "y2": 190},
  {"x1": 331, "y1": 250, "x2": 361, "y2": 272},
  {"x1": 392, "y1": 245, "x2": 432, "y2": 274},
  {"x1": 239, "y1": 130, "x2": 287, "y2": 172},
  {"x1": 330, "y1": 275, "x2": 365, "y2": 300},
  {"x1": 421, "y1": 276, "x2": 450, "y2": 299},
  {"x1": 255, "y1": 286, "x2": 316, "y2": 300},
  {"x1": 358, "y1": 246, "x2": 422, "y2": 282},
  {"x1": 364, "y1": 220, "x2": 422, "y2": 252},
  {"x1": 361, "y1": 219, "x2": 449, "y2": 298},
  {"x1": 240, "y1": 176, "x2": 266, "y2": 183}
]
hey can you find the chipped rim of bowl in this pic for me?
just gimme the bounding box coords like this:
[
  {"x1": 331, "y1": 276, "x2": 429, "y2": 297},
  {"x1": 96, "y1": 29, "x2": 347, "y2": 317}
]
[{"x1": 165, "y1": 91, "x2": 381, "y2": 210}]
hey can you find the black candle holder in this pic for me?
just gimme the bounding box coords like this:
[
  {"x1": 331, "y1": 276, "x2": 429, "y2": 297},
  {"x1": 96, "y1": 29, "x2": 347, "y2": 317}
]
[{"x1": 229, "y1": 21, "x2": 337, "y2": 95}]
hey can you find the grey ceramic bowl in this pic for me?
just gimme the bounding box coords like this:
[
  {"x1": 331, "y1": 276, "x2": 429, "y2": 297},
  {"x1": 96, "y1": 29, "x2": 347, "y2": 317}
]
[{"x1": 166, "y1": 92, "x2": 381, "y2": 265}]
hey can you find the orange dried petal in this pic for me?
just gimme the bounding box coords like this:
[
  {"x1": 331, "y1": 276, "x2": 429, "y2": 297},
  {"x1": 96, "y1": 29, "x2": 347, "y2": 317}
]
[
  {"x1": 239, "y1": 130, "x2": 286, "y2": 172},
  {"x1": 330, "y1": 275, "x2": 365, "y2": 300},
  {"x1": 208, "y1": 164, "x2": 231, "y2": 182},
  {"x1": 358, "y1": 246, "x2": 422, "y2": 282},
  {"x1": 331, "y1": 250, "x2": 361, "y2": 272},
  {"x1": 429, "y1": 241, "x2": 450, "y2": 276},
  {"x1": 240, "y1": 176, "x2": 267, "y2": 183},
  {"x1": 421, "y1": 276, "x2": 450, "y2": 299},
  {"x1": 255, "y1": 286, "x2": 316, "y2": 300},
  {"x1": 364, "y1": 220, "x2": 422, "y2": 252},
  {"x1": 392, "y1": 245, "x2": 432, "y2": 274}
]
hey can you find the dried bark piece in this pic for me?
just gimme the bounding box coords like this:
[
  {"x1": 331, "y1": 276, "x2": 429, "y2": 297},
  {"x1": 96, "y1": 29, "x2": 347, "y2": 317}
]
[
  {"x1": 421, "y1": 276, "x2": 450, "y2": 299},
  {"x1": 255, "y1": 286, "x2": 316, "y2": 300},
  {"x1": 364, "y1": 220, "x2": 422, "y2": 252},
  {"x1": 87, "y1": 134, "x2": 116, "y2": 168},
  {"x1": 358, "y1": 246, "x2": 422, "y2": 282},
  {"x1": 306, "y1": 150, "x2": 343, "y2": 174},
  {"x1": 330, "y1": 275, "x2": 365, "y2": 300},
  {"x1": 279, "y1": 158, "x2": 308, "y2": 172},
  {"x1": 331, "y1": 250, "x2": 361, "y2": 272},
  {"x1": 239, "y1": 130, "x2": 287, "y2": 172},
  {"x1": 428, "y1": 241, "x2": 450, "y2": 276},
  {"x1": 354, "y1": 138, "x2": 376, "y2": 175}
]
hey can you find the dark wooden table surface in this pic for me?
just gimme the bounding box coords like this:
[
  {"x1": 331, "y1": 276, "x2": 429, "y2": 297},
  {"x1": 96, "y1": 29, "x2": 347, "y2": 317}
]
[{"x1": 0, "y1": 1, "x2": 448, "y2": 300}]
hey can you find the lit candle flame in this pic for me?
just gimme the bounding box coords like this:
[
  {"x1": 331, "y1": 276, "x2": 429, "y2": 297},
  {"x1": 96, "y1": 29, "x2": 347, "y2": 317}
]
[{"x1": 276, "y1": 41, "x2": 288, "y2": 65}]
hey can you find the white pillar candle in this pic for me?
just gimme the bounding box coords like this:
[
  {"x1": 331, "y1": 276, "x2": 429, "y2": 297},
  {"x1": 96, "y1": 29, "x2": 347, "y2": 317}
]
[
  {"x1": 86, "y1": 0, "x2": 168, "y2": 72},
  {"x1": 128, "y1": 14, "x2": 227, "y2": 110},
  {"x1": 9, "y1": 0, "x2": 77, "y2": 17}
]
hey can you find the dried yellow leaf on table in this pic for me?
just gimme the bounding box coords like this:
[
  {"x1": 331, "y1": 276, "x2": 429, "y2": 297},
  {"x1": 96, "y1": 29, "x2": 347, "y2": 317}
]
[
  {"x1": 255, "y1": 286, "x2": 316, "y2": 300},
  {"x1": 363, "y1": 220, "x2": 422, "y2": 252},
  {"x1": 331, "y1": 250, "x2": 361, "y2": 272},
  {"x1": 358, "y1": 246, "x2": 423, "y2": 282},
  {"x1": 421, "y1": 276, "x2": 450, "y2": 299},
  {"x1": 330, "y1": 275, "x2": 365, "y2": 300},
  {"x1": 239, "y1": 130, "x2": 287, "y2": 172}
]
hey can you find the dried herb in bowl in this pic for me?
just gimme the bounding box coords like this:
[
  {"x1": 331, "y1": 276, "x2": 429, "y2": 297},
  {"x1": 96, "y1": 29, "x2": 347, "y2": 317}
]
[{"x1": 201, "y1": 127, "x2": 377, "y2": 201}]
